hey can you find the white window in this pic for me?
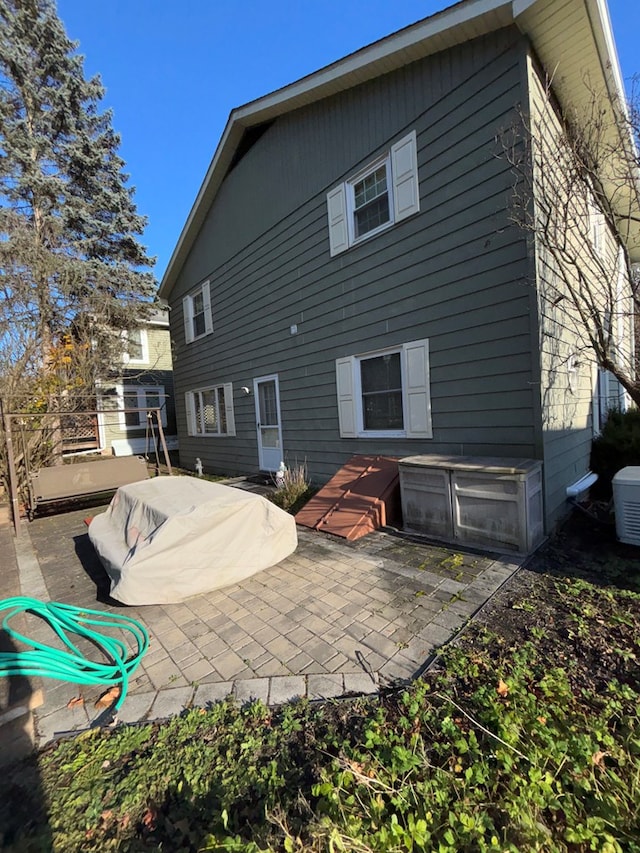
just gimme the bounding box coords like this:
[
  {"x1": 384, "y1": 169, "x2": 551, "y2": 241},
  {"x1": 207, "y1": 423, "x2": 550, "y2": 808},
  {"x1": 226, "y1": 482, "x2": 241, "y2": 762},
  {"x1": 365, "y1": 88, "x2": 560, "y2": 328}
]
[
  {"x1": 183, "y1": 280, "x2": 213, "y2": 344},
  {"x1": 122, "y1": 328, "x2": 149, "y2": 364},
  {"x1": 186, "y1": 384, "x2": 236, "y2": 437},
  {"x1": 592, "y1": 246, "x2": 630, "y2": 434},
  {"x1": 589, "y1": 202, "x2": 605, "y2": 259},
  {"x1": 118, "y1": 385, "x2": 167, "y2": 431},
  {"x1": 335, "y1": 339, "x2": 432, "y2": 438},
  {"x1": 327, "y1": 130, "x2": 420, "y2": 256}
]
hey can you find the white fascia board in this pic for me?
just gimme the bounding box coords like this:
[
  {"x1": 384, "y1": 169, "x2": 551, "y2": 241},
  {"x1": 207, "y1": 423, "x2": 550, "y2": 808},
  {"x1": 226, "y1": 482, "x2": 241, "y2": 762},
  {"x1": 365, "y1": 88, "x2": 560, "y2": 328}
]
[
  {"x1": 586, "y1": 0, "x2": 629, "y2": 109},
  {"x1": 234, "y1": 0, "x2": 512, "y2": 123}
]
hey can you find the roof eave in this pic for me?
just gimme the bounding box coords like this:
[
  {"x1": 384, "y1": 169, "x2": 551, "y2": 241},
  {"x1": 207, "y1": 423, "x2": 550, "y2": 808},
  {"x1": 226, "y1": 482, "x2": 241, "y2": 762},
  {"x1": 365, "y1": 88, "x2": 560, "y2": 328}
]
[{"x1": 158, "y1": 0, "x2": 513, "y2": 298}]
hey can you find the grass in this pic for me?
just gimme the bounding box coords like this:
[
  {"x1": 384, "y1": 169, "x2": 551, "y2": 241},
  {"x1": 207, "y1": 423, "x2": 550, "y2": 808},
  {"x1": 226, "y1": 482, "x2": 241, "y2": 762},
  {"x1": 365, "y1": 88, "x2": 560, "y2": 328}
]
[{"x1": 1, "y1": 514, "x2": 639, "y2": 852}]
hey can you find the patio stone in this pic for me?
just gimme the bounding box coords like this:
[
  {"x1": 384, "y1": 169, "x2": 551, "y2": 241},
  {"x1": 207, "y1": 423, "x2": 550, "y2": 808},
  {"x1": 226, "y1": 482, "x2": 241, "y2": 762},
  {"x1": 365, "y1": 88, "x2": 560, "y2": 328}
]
[
  {"x1": 234, "y1": 678, "x2": 269, "y2": 705},
  {"x1": 149, "y1": 686, "x2": 194, "y2": 720},
  {"x1": 193, "y1": 682, "x2": 233, "y2": 706},
  {"x1": 308, "y1": 674, "x2": 344, "y2": 700},
  {"x1": 36, "y1": 702, "x2": 91, "y2": 745},
  {"x1": 116, "y1": 691, "x2": 156, "y2": 724},
  {"x1": 145, "y1": 658, "x2": 185, "y2": 690},
  {"x1": 210, "y1": 649, "x2": 251, "y2": 680},
  {"x1": 182, "y1": 658, "x2": 216, "y2": 683},
  {"x1": 268, "y1": 676, "x2": 306, "y2": 705},
  {"x1": 343, "y1": 672, "x2": 379, "y2": 695}
]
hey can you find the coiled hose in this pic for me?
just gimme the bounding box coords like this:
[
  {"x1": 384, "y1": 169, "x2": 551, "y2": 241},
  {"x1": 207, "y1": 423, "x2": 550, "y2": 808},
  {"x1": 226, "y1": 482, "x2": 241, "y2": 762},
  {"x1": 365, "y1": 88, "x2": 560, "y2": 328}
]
[{"x1": 0, "y1": 597, "x2": 149, "y2": 712}]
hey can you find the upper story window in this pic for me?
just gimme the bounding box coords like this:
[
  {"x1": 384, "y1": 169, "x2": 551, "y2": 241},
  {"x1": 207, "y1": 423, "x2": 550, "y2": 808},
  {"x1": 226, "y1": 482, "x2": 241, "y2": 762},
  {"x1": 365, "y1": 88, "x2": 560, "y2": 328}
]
[
  {"x1": 327, "y1": 130, "x2": 419, "y2": 256},
  {"x1": 352, "y1": 160, "x2": 391, "y2": 239},
  {"x1": 122, "y1": 328, "x2": 148, "y2": 364},
  {"x1": 183, "y1": 280, "x2": 213, "y2": 344},
  {"x1": 335, "y1": 339, "x2": 432, "y2": 439}
]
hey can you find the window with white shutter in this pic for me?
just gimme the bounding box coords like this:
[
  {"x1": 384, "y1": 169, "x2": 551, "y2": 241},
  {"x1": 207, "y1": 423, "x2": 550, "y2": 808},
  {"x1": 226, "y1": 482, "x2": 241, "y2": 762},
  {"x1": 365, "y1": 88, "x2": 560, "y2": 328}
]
[
  {"x1": 182, "y1": 280, "x2": 213, "y2": 344},
  {"x1": 185, "y1": 383, "x2": 236, "y2": 437},
  {"x1": 326, "y1": 130, "x2": 420, "y2": 255},
  {"x1": 335, "y1": 339, "x2": 432, "y2": 438}
]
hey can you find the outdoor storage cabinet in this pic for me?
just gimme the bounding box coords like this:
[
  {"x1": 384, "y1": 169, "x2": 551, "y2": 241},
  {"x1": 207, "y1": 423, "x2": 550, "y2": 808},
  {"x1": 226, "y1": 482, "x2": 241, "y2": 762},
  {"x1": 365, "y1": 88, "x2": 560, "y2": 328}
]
[{"x1": 399, "y1": 455, "x2": 544, "y2": 553}]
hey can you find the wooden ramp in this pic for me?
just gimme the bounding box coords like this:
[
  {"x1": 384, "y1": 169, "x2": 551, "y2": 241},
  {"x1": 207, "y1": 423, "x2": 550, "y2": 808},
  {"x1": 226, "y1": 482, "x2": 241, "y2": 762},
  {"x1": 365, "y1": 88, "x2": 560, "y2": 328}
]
[{"x1": 295, "y1": 455, "x2": 400, "y2": 541}]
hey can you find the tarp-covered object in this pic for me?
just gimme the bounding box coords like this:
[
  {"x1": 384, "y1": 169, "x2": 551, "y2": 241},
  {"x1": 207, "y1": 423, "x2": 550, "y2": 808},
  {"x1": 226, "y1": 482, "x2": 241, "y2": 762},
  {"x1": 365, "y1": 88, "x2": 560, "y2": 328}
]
[{"x1": 88, "y1": 477, "x2": 298, "y2": 605}]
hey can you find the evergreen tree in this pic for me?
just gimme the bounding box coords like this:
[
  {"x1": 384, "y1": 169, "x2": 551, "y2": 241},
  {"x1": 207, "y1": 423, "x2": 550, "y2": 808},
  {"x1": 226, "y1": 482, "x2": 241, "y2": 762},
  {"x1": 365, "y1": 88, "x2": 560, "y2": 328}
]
[{"x1": 0, "y1": 0, "x2": 156, "y2": 400}]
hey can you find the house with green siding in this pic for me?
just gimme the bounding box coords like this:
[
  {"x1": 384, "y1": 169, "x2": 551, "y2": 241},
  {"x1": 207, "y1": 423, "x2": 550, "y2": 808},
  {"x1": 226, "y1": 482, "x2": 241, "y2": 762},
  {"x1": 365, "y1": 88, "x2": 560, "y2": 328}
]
[{"x1": 159, "y1": 0, "x2": 639, "y2": 532}]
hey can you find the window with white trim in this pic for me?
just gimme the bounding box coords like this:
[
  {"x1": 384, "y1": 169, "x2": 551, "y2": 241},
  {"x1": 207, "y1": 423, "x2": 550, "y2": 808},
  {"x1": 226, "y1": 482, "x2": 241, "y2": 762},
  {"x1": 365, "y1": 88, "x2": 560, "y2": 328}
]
[
  {"x1": 336, "y1": 339, "x2": 432, "y2": 438},
  {"x1": 118, "y1": 385, "x2": 167, "y2": 430},
  {"x1": 327, "y1": 130, "x2": 420, "y2": 256},
  {"x1": 589, "y1": 202, "x2": 605, "y2": 259},
  {"x1": 592, "y1": 246, "x2": 630, "y2": 434},
  {"x1": 186, "y1": 384, "x2": 236, "y2": 437},
  {"x1": 122, "y1": 328, "x2": 148, "y2": 364},
  {"x1": 183, "y1": 280, "x2": 213, "y2": 343}
]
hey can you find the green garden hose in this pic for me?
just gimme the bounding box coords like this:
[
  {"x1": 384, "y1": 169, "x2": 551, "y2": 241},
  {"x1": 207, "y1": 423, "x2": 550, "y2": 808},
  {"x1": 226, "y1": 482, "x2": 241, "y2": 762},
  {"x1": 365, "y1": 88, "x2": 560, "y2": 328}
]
[{"x1": 0, "y1": 597, "x2": 149, "y2": 712}]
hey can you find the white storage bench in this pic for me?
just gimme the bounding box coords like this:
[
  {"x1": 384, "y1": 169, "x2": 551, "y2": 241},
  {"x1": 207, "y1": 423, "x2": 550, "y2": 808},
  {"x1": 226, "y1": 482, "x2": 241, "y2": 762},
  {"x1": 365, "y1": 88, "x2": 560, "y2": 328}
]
[{"x1": 398, "y1": 455, "x2": 544, "y2": 554}]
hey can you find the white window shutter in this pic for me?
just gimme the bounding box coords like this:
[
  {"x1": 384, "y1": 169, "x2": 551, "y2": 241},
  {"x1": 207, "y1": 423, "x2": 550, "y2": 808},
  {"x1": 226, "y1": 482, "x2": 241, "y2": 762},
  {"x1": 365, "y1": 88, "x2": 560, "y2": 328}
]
[
  {"x1": 223, "y1": 383, "x2": 236, "y2": 436},
  {"x1": 183, "y1": 296, "x2": 194, "y2": 344},
  {"x1": 391, "y1": 130, "x2": 419, "y2": 222},
  {"x1": 403, "y1": 339, "x2": 432, "y2": 438},
  {"x1": 185, "y1": 392, "x2": 196, "y2": 435},
  {"x1": 203, "y1": 281, "x2": 213, "y2": 335},
  {"x1": 327, "y1": 184, "x2": 348, "y2": 256},
  {"x1": 336, "y1": 357, "x2": 357, "y2": 437}
]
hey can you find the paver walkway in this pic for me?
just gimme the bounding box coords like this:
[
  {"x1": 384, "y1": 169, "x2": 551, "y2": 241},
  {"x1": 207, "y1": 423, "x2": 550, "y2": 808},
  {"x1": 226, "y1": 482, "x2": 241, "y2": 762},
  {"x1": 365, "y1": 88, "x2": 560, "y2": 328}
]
[{"x1": 2, "y1": 495, "x2": 522, "y2": 758}]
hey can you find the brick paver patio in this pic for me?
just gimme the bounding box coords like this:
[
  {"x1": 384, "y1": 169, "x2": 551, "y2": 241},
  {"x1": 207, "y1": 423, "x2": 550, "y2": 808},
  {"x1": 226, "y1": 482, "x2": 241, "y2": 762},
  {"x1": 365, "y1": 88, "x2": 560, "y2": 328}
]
[{"x1": 2, "y1": 496, "x2": 522, "y2": 754}]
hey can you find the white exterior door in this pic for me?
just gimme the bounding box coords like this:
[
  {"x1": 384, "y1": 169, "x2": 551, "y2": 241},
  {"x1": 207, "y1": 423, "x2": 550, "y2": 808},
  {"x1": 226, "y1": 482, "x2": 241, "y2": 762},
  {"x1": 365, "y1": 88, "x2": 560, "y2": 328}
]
[{"x1": 254, "y1": 375, "x2": 283, "y2": 472}]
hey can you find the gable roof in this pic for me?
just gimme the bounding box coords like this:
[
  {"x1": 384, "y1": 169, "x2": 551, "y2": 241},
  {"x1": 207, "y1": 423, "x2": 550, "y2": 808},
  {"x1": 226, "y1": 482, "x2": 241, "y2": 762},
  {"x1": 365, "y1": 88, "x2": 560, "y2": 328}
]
[{"x1": 160, "y1": 0, "x2": 640, "y2": 298}]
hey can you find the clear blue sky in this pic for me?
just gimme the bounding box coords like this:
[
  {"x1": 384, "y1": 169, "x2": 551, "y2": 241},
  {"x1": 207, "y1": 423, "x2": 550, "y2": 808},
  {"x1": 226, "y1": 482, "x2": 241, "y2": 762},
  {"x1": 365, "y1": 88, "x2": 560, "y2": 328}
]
[{"x1": 55, "y1": 0, "x2": 638, "y2": 285}]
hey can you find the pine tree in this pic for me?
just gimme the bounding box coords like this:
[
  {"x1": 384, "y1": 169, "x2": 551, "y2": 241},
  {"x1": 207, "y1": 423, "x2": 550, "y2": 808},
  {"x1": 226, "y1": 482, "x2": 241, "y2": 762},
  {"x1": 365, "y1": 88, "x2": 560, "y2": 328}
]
[{"x1": 0, "y1": 0, "x2": 156, "y2": 402}]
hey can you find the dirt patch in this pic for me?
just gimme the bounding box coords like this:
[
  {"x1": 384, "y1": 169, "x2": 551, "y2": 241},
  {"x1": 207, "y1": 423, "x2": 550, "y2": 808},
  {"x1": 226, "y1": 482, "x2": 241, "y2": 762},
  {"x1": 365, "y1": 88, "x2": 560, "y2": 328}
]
[{"x1": 453, "y1": 509, "x2": 640, "y2": 696}]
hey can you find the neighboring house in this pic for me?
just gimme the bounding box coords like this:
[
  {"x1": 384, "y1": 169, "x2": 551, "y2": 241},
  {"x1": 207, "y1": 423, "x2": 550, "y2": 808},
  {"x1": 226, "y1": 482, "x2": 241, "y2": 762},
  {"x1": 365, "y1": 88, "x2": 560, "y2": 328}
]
[
  {"x1": 159, "y1": 0, "x2": 639, "y2": 532},
  {"x1": 96, "y1": 309, "x2": 177, "y2": 456}
]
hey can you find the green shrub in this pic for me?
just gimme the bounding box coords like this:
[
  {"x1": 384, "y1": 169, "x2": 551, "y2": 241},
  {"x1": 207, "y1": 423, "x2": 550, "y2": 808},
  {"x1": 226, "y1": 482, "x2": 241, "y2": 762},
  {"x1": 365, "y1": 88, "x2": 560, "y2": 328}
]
[{"x1": 591, "y1": 407, "x2": 640, "y2": 498}]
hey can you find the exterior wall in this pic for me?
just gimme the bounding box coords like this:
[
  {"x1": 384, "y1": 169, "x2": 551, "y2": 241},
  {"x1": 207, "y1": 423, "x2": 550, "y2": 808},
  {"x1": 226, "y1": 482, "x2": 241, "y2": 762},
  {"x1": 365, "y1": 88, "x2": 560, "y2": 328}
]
[
  {"x1": 170, "y1": 29, "x2": 541, "y2": 488},
  {"x1": 526, "y1": 56, "x2": 635, "y2": 527},
  {"x1": 144, "y1": 325, "x2": 173, "y2": 373},
  {"x1": 98, "y1": 324, "x2": 177, "y2": 452}
]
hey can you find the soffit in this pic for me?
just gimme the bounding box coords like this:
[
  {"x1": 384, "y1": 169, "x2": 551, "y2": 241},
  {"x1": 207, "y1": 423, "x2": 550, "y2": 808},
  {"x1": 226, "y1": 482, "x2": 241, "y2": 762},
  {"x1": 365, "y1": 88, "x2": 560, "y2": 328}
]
[{"x1": 515, "y1": 0, "x2": 640, "y2": 261}]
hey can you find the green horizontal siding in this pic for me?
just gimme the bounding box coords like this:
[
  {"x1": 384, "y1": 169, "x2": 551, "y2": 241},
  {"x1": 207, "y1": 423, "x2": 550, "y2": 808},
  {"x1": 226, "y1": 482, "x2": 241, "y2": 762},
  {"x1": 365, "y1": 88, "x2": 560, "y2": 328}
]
[{"x1": 170, "y1": 28, "x2": 538, "y2": 484}]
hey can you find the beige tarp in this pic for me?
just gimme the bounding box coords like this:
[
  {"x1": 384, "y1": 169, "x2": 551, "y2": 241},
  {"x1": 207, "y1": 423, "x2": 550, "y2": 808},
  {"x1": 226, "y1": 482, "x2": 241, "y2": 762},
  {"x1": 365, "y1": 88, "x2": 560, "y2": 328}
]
[{"x1": 88, "y1": 477, "x2": 298, "y2": 605}]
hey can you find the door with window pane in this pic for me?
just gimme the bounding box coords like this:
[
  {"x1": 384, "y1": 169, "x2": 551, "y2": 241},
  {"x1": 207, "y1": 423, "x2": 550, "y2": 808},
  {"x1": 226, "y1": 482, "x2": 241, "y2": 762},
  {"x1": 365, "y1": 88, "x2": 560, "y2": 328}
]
[{"x1": 254, "y1": 375, "x2": 282, "y2": 471}]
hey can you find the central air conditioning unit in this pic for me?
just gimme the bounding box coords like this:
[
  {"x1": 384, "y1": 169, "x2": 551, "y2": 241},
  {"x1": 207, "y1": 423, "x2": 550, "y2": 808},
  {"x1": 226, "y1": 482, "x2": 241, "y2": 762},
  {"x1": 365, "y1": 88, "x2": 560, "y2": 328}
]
[{"x1": 613, "y1": 467, "x2": 640, "y2": 546}]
